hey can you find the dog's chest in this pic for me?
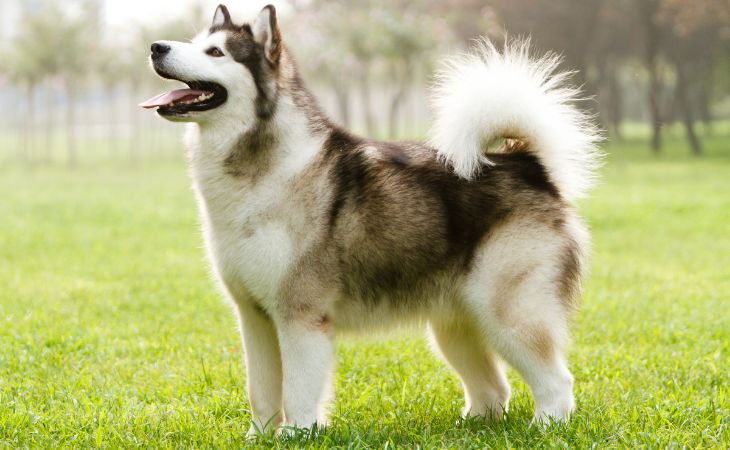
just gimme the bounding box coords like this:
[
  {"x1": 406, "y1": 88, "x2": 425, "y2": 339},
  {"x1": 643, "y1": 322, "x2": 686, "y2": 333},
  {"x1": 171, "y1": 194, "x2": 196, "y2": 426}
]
[
  {"x1": 206, "y1": 186, "x2": 295, "y2": 303},
  {"x1": 189, "y1": 137, "x2": 304, "y2": 304}
]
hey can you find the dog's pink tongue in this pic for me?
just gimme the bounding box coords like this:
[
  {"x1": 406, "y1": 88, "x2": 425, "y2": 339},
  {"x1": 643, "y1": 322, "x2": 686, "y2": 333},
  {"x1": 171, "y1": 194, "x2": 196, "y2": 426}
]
[{"x1": 138, "y1": 89, "x2": 207, "y2": 108}]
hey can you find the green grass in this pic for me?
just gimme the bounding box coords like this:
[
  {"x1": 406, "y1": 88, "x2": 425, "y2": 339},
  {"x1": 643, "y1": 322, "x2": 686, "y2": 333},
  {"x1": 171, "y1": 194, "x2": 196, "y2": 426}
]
[{"x1": 1, "y1": 131, "x2": 729, "y2": 448}]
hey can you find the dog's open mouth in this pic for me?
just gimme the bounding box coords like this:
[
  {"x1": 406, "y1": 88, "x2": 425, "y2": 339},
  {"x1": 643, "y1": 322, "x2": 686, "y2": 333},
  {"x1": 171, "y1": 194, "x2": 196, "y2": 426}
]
[{"x1": 139, "y1": 81, "x2": 227, "y2": 116}]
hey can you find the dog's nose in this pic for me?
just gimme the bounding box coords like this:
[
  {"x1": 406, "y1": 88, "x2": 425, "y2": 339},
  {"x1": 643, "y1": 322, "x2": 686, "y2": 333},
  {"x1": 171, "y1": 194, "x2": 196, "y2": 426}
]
[{"x1": 151, "y1": 42, "x2": 171, "y2": 57}]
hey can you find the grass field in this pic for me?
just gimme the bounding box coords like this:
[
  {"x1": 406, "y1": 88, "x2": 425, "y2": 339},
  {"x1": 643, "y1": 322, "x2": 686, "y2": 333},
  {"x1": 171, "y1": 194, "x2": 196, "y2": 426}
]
[{"x1": 1, "y1": 130, "x2": 729, "y2": 448}]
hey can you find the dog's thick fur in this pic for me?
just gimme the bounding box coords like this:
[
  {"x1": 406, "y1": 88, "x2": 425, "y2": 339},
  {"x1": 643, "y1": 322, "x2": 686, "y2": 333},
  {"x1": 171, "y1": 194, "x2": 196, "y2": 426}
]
[{"x1": 144, "y1": 4, "x2": 601, "y2": 434}]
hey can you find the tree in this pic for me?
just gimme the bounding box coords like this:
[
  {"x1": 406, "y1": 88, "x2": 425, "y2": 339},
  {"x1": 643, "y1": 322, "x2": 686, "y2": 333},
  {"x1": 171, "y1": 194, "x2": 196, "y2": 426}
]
[
  {"x1": 487, "y1": 0, "x2": 730, "y2": 155},
  {"x1": 285, "y1": 5, "x2": 361, "y2": 129},
  {"x1": 375, "y1": 5, "x2": 437, "y2": 137},
  {"x1": 656, "y1": 0, "x2": 730, "y2": 155},
  {"x1": 292, "y1": 0, "x2": 453, "y2": 138},
  {"x1": 635, "y1": 0, "x2": 667, "y2": 153},
  {"x1": 8, "y1": 1, "x2": 97, "y2": 167},
  {"x1": 4, "y1": 6, "x2": 57, "y2": 165},
  {"x1": 53, "y1": 3, "x2": 96, "y2": 168}
]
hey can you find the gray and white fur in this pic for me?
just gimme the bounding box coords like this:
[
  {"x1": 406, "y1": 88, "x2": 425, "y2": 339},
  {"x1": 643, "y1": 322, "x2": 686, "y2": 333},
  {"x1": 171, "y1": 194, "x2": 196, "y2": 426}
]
[{"x1": 143, "y1": 3, "x2": 601, "y2": 435}]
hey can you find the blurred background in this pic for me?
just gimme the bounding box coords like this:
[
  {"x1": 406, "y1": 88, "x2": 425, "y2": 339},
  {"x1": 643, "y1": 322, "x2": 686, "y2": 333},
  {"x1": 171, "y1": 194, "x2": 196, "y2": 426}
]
[
  {"x1": 1, "y1": 0, "x2": 729, "y2": 166},
  {"x1": 1, "y1": 4, "x2": 728, "y2": 446}
]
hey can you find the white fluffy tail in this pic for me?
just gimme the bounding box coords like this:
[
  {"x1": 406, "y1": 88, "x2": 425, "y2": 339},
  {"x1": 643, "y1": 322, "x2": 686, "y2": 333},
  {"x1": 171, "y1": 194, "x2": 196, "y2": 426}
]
[{"x1": 429, "y1": 38, "x2": 602, "y2": 201}]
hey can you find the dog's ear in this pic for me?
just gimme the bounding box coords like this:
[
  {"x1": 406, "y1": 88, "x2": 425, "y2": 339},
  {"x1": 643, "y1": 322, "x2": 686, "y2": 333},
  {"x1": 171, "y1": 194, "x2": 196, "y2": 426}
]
[
  {"x1": 253, "y1": 5, "x2": 282, "y2": 64},
  {"x1": 211, "y1": 4, "x2": 232, "y2": 28}
]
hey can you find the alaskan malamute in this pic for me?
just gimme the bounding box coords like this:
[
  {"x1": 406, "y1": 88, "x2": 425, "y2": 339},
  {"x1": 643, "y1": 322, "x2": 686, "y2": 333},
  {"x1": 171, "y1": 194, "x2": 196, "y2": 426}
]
[{"x1": 141, "y1": 4, "x2": 600, "y2": 435}]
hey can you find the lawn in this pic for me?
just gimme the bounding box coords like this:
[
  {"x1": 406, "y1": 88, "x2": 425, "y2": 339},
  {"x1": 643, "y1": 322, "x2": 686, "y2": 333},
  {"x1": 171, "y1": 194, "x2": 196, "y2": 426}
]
[{"x1": 0, "y1": 130, "x2": 728, "y2": 448}]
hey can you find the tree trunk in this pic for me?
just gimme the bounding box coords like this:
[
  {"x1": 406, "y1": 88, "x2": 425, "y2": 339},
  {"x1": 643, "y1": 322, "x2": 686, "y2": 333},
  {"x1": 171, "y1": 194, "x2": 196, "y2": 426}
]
[
  {"x1": 387, "y1": 61, "x2": 414, "y2": 139},
  {"x1": 44, "y1": 79, "x2": 54, "y2": 164},
  {"x1": 358, "y1": 68, "x2": 376, "y2": 137},
  {"x1": 675, "y1": 63, "x2": 702, "y2": 156},
  {"x1": 332, "y1": 81, "x2": 350, "y2": 128},
  {"x1": 641, "y1": 0, "x2": 663, "y2": 153},
  {"x1": 647, "y1": 58, "x2": 663, "y2": 153},
  {"x1": 66, "y1": 79, "x2": 78, "y2": 168},
  {"x1": 696, "y1": 65, "x2": 713, "y2": 135},
  {"x1": 24, "y1": 83, "x2": 36, "y2": 166},
  {"x1": 607, "y1": 63, "x2": 623, "y2": 141},
  {"x1": 108, "y1": 84, "x2": 118, "y2": 158},
  {"x1": 388, "y1": 81, "x2": 408, "y2": 139},
  {"x1": 697, "y1": 87, "x2": 712, "y2": 136}
]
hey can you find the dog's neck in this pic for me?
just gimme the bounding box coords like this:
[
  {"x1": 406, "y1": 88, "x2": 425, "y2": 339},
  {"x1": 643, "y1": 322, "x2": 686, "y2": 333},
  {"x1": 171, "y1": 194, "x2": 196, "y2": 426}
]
[
  {"x1": 206, "y1": 56, "x2": 330, "y2": 147},
  {"x1": 187, "y1": 59, "x2": 333, "y2": 184}
]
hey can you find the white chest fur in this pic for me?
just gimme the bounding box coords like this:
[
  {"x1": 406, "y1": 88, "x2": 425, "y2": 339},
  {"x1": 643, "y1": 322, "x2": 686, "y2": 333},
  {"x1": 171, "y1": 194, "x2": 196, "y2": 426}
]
[{"x1": 185, "y1": 122, "x2": 321, "y2": 306}]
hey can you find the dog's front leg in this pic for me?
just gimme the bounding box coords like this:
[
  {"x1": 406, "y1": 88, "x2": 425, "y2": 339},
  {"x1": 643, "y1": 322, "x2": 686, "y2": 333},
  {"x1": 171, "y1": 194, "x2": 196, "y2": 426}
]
[
  {"x1": 237, "y1": 302, "x2": 283, "y2": 436},
  {"x1": 276, "y1": 315, "x2": 334, "y2": 431}
]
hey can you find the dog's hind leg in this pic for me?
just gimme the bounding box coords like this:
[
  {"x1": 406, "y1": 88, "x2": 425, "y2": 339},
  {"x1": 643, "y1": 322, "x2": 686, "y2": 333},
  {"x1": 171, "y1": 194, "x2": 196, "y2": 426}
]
[
  {"x1": 484, "y1": 313, "x2": 575, "y2": 423},
  {"x1": 464, "y1": 219, "x2": 585, "y2": 423},
  {"x1": 428, "y1": 318, "x2": 511, "y2": 420},
  {"x1": 237, "y1": 302, "x2": 284, "y2": 436},
  {"x1": 465, "y1": 266, "x2": 577, "y2": 423}
]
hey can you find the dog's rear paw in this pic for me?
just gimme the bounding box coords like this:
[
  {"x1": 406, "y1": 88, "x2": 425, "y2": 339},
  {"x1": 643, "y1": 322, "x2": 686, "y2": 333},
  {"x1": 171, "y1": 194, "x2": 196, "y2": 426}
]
[
  {"x1": 532, "y1": 396, "x2": 575, "y2": 426},
  {"x1": 462, "y1": 403, "x2": 509, "y2": 422}
]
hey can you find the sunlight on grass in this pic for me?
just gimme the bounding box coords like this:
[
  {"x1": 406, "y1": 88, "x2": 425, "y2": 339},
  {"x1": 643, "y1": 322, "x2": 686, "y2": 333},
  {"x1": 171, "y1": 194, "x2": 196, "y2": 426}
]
[{"x1": 0, "y1": 133, "x2": 728, "y2": 448}]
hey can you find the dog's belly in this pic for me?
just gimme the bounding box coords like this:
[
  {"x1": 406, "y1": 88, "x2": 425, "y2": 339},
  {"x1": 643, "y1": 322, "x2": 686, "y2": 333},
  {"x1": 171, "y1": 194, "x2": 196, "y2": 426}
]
[
  {"x1": 332, "y1": 300, "x2": 426, "y2": 333},
  {"x1": 331, "y1": 278, "x2": 459, "y2": 333}
]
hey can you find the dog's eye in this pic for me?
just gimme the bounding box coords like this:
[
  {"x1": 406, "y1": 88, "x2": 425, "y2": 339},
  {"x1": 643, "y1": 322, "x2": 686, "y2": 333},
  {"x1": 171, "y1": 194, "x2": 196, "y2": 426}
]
[{"x1": 206, "y1": 47, "x2": 224, "y2": 57}]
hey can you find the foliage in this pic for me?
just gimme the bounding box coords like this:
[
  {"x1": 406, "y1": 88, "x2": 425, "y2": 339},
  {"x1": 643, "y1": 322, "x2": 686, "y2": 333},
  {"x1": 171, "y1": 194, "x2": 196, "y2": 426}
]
[
  {"x1": 7, "y1": 1, "x2": 96, "y2": 83},
  {"x1": 462, "y1": 0, "x2": 730, "y2": 153},
  {"x1": 1, "y1": 0, "x2": 730, "y2": 158}
]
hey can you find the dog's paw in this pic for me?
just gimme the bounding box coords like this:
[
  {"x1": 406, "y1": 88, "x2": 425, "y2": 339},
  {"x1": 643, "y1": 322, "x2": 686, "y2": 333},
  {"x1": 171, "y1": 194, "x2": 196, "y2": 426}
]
[
  {"x1": 532, "y1": 400, "x2": 575, "y2": 427},
  {"x1": 462, "y1": 404, "x2": 509, "y2": 422},
  {"x1": 276, "y1": 422, "x2": 324, "y2": 439},
  {"x1": 246, "y1": 419, "x2": 280, "y2": 440},
  {"x1": 246, "y1": 424, "x2": 271, "y2": 439}
]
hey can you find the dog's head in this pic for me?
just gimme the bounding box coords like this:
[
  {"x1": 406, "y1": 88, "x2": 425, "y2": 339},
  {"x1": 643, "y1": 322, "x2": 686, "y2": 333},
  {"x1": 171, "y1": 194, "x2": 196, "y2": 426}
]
[{"x1": 140, "y1": 4, "x2": 282, "y2": 123}]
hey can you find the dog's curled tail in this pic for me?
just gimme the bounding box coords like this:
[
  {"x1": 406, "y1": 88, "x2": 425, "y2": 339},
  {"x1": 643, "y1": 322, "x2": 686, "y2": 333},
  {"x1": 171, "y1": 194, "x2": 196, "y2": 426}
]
[{"x1": 429, "y1": 38, "x2": 602, "y2": 201}]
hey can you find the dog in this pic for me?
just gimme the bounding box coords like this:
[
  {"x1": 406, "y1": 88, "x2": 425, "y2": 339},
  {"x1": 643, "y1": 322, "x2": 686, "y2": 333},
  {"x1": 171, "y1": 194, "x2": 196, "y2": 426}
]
[{"x1": 140, "y1": 3, "x2": 600, "y2": 435}]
